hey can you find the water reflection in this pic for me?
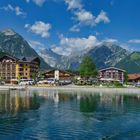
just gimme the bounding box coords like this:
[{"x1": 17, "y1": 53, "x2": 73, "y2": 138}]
[
  {"x1": 0, "y1": 90, "x2": 140, "y2": 139},
  {"x1": 0, "y1": 90, "x2": 40, "y2": 114},
  {"x1": 1, "y1": 90, "x2": 139, "y2": 116},
  {"x1": 37, "y1": 91, "x2": 140, "y2": 113},
  {"x1": 80, "y1": 95, "x2": 99, "y2": 112}
]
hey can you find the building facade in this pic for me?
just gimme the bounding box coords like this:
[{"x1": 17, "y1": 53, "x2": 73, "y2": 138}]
[
  {"x1": 44, "y1": 69, "x2": 75, "y2": 81},
  {"x1": 0, "y1": 55, "x2": 40, "y2": 84},
  {"x1": 99, "y1": 67, "x2": 125, "y2": 83}
]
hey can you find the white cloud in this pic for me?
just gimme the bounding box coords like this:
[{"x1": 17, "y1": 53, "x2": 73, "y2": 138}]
[
  {"x1": 74, "y1": 9, "x2": 95, "y2": 26},
  {"x1": 52, "y1": 35, "x2": 98, "y2": 55},
  {"x1": 32, "y1": 0, "x2": 46, "y2": 6},
  {"x1": 15, "y1": 6, "x2": 25, "y2": 16},
  {"x1": 120, "y1": 43, "x2": 130, "y2": 51},
  {"x1": 51, "y1": 35, "x2": 126, "y2": 56},
  {"x1": 1, "y1": 4, "x2": 14, "y2": 11},
  {"x1": 0, "y1": 4, "x2": 26, "y2": 17},
  {"x1": 69, "y1": 25, "x2": 80, "y2": 32},
  {"x1": 95, "y1": 10, "x2": 110, "y2": 24},
  {"x1": 64, "y1": 0, "x2": 110, "y2": 31},
  {"x1": 65, "y1": 0, "x2": 82, "y2": 10},
  {"x1": 25, "y1": 0, "x2": 46, "y2": 6},
  {"x1": 128, "y1": 39, "x2": 140, "y2": 44},
  {"x1": 25, "y1": 21, "x2": 52, "y2": 38},
  {"x1": 103, "y1": 38, "x2": 118, "y2": 43}
]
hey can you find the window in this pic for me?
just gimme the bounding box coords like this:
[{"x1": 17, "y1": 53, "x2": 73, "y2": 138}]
[
  {"x1": 19, "y1": 64, "x2": 23, "y2": 67},
  {"x1": 19, "y1": 68, "x2": 23, "y2": 71}
]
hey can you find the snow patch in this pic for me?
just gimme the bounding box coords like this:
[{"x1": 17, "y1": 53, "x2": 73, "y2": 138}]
[{"x1": 2, "y1": 29, "x2": 16, "y2": 36}]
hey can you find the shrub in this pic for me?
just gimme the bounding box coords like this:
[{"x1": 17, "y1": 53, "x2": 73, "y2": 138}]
[{"x1": 114, "y1": 81, "x2": 123, "y2": 87}]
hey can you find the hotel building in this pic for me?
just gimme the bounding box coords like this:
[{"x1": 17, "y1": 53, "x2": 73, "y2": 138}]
[
  {"x1": 99, "y1": 67, "x2": 125, "y2": 83},
  {"x1": 0, "y1": 55, "x2": 40, "y2": 84}
]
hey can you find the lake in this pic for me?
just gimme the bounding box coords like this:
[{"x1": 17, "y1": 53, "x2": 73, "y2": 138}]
[{"x1": 0, "y1": 89, "x2": 140, "y2": 140}]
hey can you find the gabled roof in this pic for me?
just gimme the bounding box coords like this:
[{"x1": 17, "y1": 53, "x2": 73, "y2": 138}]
[
  {"x1": 128, "y1": 74, "x2": 140, "y2": 80},
  {"x1": 44, "y1": 69, "x2": 75, "y2": 76},
  {"x1": 0, "y1": 55, "x2": 19, "y2": 61},
  {"x1": 99, "y1": 67, "x2": 126, "y2": 72},
  {"x1": 0, "y1": 55, "x2": 40, "y2": 64},
  {"x1": 18, "y1": 56, "x2": 40, "y2": 63}
]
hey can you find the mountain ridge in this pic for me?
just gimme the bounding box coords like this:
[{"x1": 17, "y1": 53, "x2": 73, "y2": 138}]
[
  {"x1": 1, "y1": 28, "x2": 140, "y2": 73},
  {"x1": 115, "y1": 51, "x2": 140, "y2": 73},
  {"x1": 0, "y1": 28, "x2": 51, "y2": 69},
  {"x1": 40, "y1": 42, "x2": 130, "y2": 71}
]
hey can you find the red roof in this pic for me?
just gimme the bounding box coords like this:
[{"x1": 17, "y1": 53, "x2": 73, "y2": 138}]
[{"x1": 128, "y1": 74, "x2": 140, "y2": 80}]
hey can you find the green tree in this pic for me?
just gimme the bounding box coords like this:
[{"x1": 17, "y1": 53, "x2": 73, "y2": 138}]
[
  {"x1": 31, "y1": 72, "x2": 37, "y2": 81},
  {"x1": 79, "y1": 56, "x2": 98, "y2": 78},
  {"x1": 124, "y1": 71, "x2": 128, "y2": 84}
]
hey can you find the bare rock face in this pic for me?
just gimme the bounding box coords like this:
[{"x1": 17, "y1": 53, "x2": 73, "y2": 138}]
[{"x1": 40, "y1": 42, "x2": 129, "y2": 71}]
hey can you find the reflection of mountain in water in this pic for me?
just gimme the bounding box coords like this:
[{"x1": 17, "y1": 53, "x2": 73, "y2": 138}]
[
  {"x1": 39, "y1": 91, "x2": 140, "y2": 116},
  {"x1": 0, "y1": 91, "x2": 40, "y2": 114}
]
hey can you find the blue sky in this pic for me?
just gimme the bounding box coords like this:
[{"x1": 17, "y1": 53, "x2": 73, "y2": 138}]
[{"x1": 0, "y1": 0, "x2": 140, "y2": 55}]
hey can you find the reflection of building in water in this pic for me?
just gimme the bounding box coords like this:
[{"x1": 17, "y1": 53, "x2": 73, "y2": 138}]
[
  {"x1": 99, "y1": 94, "x2": 138, "y2": 110},
  {"x1": 38, "y1": 90, "x2": 77, "y2": 103},
  {"x1": 38, "y1": 90, "x2": 59, "y2": 103},
  {"x1": 99, "y1": 94, "x2": 124, "y2": 111},
  {"x1": 0, "y1": 91, "x2": 40, "y2": 113},
  {"x1": 47, "y1": 91, "x2": 59, "y2": 103}
]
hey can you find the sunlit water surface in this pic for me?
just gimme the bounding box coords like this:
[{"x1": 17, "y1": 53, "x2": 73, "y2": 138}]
[{"x1": 0, "y1": 89, "x2": 140, "y2": 140}]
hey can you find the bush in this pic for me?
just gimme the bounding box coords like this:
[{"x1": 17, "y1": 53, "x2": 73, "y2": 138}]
[
  {"x1": 74, "y1": 80, "x2": 92, "y2": 85},
  {"x1": 114, "y1": 81, "x2": 123, "y2": 87}
]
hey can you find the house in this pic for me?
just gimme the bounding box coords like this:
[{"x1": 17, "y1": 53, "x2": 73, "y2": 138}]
[
  {"x1": 128, "y1": 74, "x2": 140, "y2": 83},
  {"x1": 99, "y1": 67, "x2": 125, "y2": 83},
  {"x1": 44, "y1": 69, "x2": 75, "y2": 81},
  {"x1": 0, "y1": 55, "x2": 40, "y2": 84}
]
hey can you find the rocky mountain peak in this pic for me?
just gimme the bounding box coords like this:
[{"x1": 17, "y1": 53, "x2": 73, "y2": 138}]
[{"x1": 1, "y1": 28, "x2": 16, "y2": 36}]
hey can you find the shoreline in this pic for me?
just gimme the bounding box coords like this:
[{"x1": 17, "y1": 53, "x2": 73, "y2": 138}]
[{"x1": 0, "y1": 85, "x2": 140, "y2": 94}]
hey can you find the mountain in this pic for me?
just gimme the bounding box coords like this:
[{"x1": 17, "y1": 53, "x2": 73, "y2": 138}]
[
  {"x1": 0, "y1": 28, "x2": 50, "y2": 69},
  {"x1": 39, "y1": 48, "x2": 61, "y2": 68},
  {"x1": 86, "y1": 43, "x2": 129, "y2": 69},
  {"x1": 39, "y1": 48, "x2": 84, "y2": 70},
  {"x1": 40, "y1": 42, "x2": 129, "y2": 71},
  {"x1": 115, "y1": 52, "x2": 140, "y2": 73}
]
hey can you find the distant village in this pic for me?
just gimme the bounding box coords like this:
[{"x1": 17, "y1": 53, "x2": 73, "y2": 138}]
[{"x1": 0, "y1": 54, "x2": 139, "y2": 87}]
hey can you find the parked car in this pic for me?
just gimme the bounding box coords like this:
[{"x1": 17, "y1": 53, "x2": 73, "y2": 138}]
[
  {"x1": 47, "y1": 78, "x2": 55, "y2": 84},
  {"x1": 19, "y1": 79, "x2": 35, "y2": 86},
  {"x1": 135, "y1": 83, "x2": 140, "y2": 87},
  {"x1": 59, "y1": 80, "x2": 72, "y2": 85},
  {"x1": 37, "y1": 80, "x2": 48, "y2": 84},
  {"x1": 37, "y1": 78, "x2": 56, "y2": 84},
  {"x1": 0, "y1": 81, "x2": 5, "y2": 85}
]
